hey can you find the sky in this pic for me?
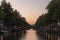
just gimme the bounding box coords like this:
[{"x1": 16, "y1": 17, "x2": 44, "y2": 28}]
[{"x1": 0, "y1": 0, "x2": 51, "y2": 25}]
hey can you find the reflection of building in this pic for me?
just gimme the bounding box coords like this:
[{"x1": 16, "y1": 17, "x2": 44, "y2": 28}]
[
  {"x1": 58, "y1": 21, "x2": 60, "y2": 26},
  {"x1": 0, "y1": 20, "x2": 4, "y2": 29}
]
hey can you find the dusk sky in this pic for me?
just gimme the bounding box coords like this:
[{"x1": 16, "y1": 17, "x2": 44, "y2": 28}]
[{"x1": 0, "y1": 0, "x2": 51, "y2": 25}]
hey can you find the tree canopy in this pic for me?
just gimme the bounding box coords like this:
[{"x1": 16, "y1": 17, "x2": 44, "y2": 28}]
[
  {"x1": 35, "y1": 0, "x2": 60, "y2": 27},
  {"x1": 0, "y1": 0, "x2": 29, "y2": 29}
]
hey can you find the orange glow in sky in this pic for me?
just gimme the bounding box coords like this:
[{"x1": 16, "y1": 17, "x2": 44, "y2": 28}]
[{"x1": 0, "y1": 0, "x2": 51, "y2": 25}]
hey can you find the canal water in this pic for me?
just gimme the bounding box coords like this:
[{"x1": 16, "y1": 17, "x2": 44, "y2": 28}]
[
  {"x1": 25, "y1": 29, "x2": 39, "y2": 40},
  {"x1": 21, "y1": 29, "x2": 45, "y2": 40},
  {"x1": 21, "y1": 29, "x2": 60, "y2": 40},
  {"x1": 0, "y1": 29, "x2": 60, "y2": 40}
]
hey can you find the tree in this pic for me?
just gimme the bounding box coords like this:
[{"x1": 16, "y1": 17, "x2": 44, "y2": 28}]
[
  {"x1": 0, "y1": 0, "x2": 29, "y2": 29},
  {"x1": 35, "y1": 0, "x2": 60, "y2": 27},
  {"x1": 35, "y1": 14, "x2": 48, "y2": 27},
  {"x1": 46, "y1": 0, "x2": 60, "y2": 24}
]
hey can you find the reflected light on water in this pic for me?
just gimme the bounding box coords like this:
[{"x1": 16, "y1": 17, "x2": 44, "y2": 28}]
[
  {"x1": 58, "y1": 37, "x2": 60, "y2": 40},
  {"x1": 25, "y1": 29, "x2": 39, "y2": 40},
  {"x1": 21, "y1": 29, "x2": 39, "y2": 40}
]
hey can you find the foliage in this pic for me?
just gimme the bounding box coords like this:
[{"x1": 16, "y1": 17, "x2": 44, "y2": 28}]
[
  {"x1": 0, "y1": 0, "x2": 29, "y2": 29},
  {"x1": 35, "y1": 0, "x2": 60, "y2": 27}
]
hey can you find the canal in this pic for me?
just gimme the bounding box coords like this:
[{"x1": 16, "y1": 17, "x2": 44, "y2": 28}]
[
  {"x1": 21, "y1": 29, "x2": 46, "y2": 40},
  {"x1": 21, "y1": 29, "x2": 60, "y2": 40},
  {"x1": 0, "y1": 29, "x2": 60, "y2": 40}
]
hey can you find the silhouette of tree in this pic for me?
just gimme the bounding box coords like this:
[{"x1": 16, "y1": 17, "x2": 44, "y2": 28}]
[
  {"x1": 35, "y1": 0, "x2": 60, "y2": 27},
  {"x1": 0, "y1": 0, "x2": 29, "y2": 30}
]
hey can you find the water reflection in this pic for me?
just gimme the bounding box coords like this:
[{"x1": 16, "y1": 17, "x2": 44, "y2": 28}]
[
  {"x1": 25, "y1": 29, "x2": 39, "y2": 40},
  {"x1": 21, "y1": 29, "x2": 45, "y2": 40},
  {"x1": 0, "y1": 29, "x2": 60, "y2": 40}
]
